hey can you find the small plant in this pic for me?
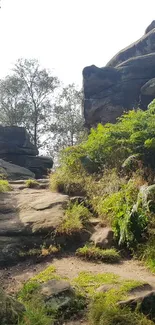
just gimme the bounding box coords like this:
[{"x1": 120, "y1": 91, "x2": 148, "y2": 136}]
[
  {"x1": 25, "y1": 179, "x2": 40, "y2": 188},
  {"x1": 30, "y1": 265, "x2": 60, "y2": 283},
  {"x1": 18, "y1": 299, "x2": 54, "y2": 325},
  {"x1": 57, "y1": 202, "x2": 91, "y2": 235},
  {"x1": 76, "y1": 245, "x2": 120, "y2": 263},
  {"x1": 0, "y1": 179, "x2": 12, "y2": 192}
]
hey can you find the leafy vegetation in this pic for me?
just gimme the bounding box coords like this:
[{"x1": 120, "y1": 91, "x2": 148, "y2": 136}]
[
  {"x1": 76, "y1": 245, "x2": 120, "y2": 263},
  {"x1": 0, "y1": 180, "x2": 12, "y2": 192}
]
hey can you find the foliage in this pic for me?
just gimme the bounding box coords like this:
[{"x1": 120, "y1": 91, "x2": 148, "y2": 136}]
[
  {"x1": 0, "y1": 180, "x2": 12, "y2": 192},
  {"x1": 57, "y1": 202, "x2": 91, "y2": 235},
  {"x1": 25, "y1": 179, "x2": 39, "y2": 188},
  {"x1": 18, "y1": 299, "x2": 53, "y2": 325},
  {"x1": 96, "y1": 179, "x2": 148, "y2": 248},
  {"x1": 58, "y1": 106, "x2": 155, "y2": 174},
  {"x1": 47, "y1": 83, "x2": 85, "y2": 157},
  {"x1": 76, "y1": 245, "x2": 120, "y2": 263}
]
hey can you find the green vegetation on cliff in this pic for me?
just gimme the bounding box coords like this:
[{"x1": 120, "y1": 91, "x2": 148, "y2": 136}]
[{"x1": 51, "y1": 101, "x2": 155, "y2": 265}]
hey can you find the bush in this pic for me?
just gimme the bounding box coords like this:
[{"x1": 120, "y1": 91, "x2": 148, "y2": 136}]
[
  {"x1": 0, "y1": 180, "x2": 11, "y2": 192},
  {"x1": 97, "y1": 179, "x2": 148, "y2": 248},
  {"x1": 57, "y1": 202, "x2": 91, "y2": 235},
  {"x1": 89, "y1": 301, "x2": 153, "y2": 325},
  {"x1": 25, "y1": 179, "x2": 39, "y2": 188},
  {"x1": 76, "y1": 245, "x2": 120, "y2": 263}
]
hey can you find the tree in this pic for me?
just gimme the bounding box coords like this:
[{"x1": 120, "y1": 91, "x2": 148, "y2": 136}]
[
  {"x1": 0, "y1": 58, "x2": 59, "y2": 148},
  {"x1": 48, "y1": 83, "x2": 85, "y2": 157},
  {"x1": 0, "y1": 75, "x2": 26, "y2": 126}
]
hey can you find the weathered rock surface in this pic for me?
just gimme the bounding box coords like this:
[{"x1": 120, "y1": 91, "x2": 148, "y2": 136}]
[
  {"x1": 90, "y1": 226, "x2": 114, "y2": 249},
  {"x1": 40, "y1": 279, "x2": 74, "y2": 309},
  {"x1": 119, "y1": 291, "x2": 155, "y2": 320},
  {"x1": 0, "y1": 158, "x2": 35, "y2": 180},
  {"x1": 0, "y1": 188, "x2": 69, "y2": 265},
  {"x1": 0, "y1": 287, "x2": 25, "y2": 324},
  {"x1": 0, "y1": 126, "x2": 53, "y2": 178},
  {"x1": 83, "y1": 22, "x2": 155, "y2": 126}
]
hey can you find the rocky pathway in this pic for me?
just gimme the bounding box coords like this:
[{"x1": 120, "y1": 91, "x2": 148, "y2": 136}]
[{"x1": 0, "y1": 180, "x2": 155, "y2": 296}]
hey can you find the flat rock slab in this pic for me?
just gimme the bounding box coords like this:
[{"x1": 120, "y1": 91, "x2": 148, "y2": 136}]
[{"x1": 0, "y1": 188, "x2": 70, "y2": 265}]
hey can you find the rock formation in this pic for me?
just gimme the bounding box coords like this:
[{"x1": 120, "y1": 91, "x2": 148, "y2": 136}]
[
  {"x1": 83, "y1": 21, "x2": 155, "y2": 126},
  {"x1": 0, "y1": 126, "x2": 53, "y2": 178}
]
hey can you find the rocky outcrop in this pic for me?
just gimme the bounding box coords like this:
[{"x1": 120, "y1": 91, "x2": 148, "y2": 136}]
[
  {"x1": 0, "y1": 126, "x2": 53, "y2": 178},
  {"x1": 0, "y1": 158, "x2": 35, "y2": 180},
  {"x1": 83, "y1": 21, "x2": 155, "y2": 126}
]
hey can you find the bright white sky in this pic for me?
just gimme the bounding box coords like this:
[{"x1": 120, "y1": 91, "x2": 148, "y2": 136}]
[{"x1": 0, "y1": 0, "x2": 155, "y2": 87}]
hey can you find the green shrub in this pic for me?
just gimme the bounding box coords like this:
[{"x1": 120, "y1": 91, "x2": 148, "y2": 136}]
[
  {"x1": 25, "y1": 179, "x2": 39, "y2": 188},
  {"x1": 76, "y1": 245, "x2": 120, "y2": 263},
  {"x1": 89, "y1": 300, "x2": 153, "y2": 325},
  {"x1": 0, "y1": 180, "x2": 11, "y2": 192},
  {"x1": 97, "y1": 179, "x2": 148, "y2": 248},
  {"x1": 57, "y1": 202, "x2": 91, "y2": 235}
]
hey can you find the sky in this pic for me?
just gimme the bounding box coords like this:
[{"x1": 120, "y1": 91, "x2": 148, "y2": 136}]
[{"x1": 0, "y1": 0, "x2": 155, "y2": 87}]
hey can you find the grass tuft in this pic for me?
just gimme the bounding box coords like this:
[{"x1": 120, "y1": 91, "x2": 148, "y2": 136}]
[
  {"x1": 25, "y1": 179, "x2": 40, "y2": 188},
  {"x1": 0, "y1": 179, "x2": 12, "y2": 192},
  {"x1": 76, "y1": 245, "x2": 121, "y2": 263},
  {"x1": 57, "y1": 202, "x2": 91, "y2": 235}
]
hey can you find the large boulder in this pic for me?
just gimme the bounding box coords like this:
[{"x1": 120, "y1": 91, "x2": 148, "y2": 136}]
[
  {"x1": 0, "y1": 126, "x2": 53, "y2": 178},
  {"x1": 0, "y1": 158, "x2": 35, "y2": 180},
  {"x1": 0, "y1": 125, "x2": 38, "y2": 156},
  {"x1": 83, "y1": 22, "x2": 155, "y2": 126}
]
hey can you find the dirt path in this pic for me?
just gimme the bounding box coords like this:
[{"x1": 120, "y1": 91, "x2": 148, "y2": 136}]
[
  {"x1": 1, "y1": 255, "x2": 155, "y2": 294},
  {"x1": 0, "y1": 182, "x2": 155, "y2": 295}
]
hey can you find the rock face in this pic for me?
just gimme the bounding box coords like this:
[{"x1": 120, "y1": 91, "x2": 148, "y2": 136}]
[
  {"x1": 83, "y1": 21, "x2": 155, "y2": 126},
  {"x1": 0, "y1": 126, "x2": 53, "y2": 178}
]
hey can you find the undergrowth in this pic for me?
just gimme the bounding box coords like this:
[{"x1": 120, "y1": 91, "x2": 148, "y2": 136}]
[
  {"x1": 0, "y1": 180, "x2": 12, "y2": 192},
  {"x1": 57, "y1": 202, "x2": 91, "y2": 235},
  {"x1": 25, "y1": 179, "x2": 39, "y2": 188},
  {"x1": 76, "y1": 245, "x2": 121, "y2": 263}
]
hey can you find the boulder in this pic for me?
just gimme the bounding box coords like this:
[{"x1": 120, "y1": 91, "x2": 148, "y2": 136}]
[
  {"x1": 0, "y1": 158, "x2": 35, "y2": 180},
  {"x1": 0, "y1": 189, "x2": 69, "y2": 265},
  {"x1": 0, "y1": 287, "x2": 25, "y2": 324},
  {"x1": 119, "y1": 291, "x2": 155, "y2": 320},
  {"x1": 83, "y1": 23, "x2": 155, "y2": 126},
  {"x1": 0, "y1": 125, "x2": 38, "y2": 156},
  {"x1": 3, "y1": 154, "x2": 53, "y2": 178},
  {"x1": 90, "y1": 226, "x2": 114, "y2": 248},
  {"x1": 40, "y1": 279, "x2": 74, "y2": 309},
  {"x1": 0, "y1": 126, "x2": 53, "y2": 178}
]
